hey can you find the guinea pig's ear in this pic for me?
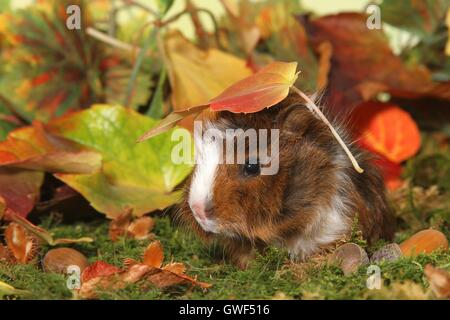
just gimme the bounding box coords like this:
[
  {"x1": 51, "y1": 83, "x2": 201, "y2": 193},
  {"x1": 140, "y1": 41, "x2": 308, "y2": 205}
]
[{"x1": 275, "y1": 103, "x2": 313, "y2": 138}]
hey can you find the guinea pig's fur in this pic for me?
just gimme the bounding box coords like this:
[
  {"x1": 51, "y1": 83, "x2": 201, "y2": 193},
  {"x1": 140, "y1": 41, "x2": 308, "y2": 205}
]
[{"x1": 177, "y1": 95, "x2": 395, "y2": 268}]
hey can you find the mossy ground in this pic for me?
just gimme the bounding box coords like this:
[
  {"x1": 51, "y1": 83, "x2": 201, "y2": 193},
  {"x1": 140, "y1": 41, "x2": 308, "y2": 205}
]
[
  {"x1": 1, "y1": 215, "x2": 449, "y2": 300},
  {"x1": 1, "y1": 133, "x2": 450, "y2": 300}
]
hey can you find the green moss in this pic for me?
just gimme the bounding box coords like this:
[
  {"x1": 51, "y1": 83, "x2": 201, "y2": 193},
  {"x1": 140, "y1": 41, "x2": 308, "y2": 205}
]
[{"x1": 1, "y1": 215, "x2": 449, "y2": 300}]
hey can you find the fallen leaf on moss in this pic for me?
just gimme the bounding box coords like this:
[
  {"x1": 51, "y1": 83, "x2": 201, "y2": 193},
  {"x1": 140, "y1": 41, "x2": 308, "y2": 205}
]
[
  {"x1": 8, "y1": 213, "x2": 93, "y2": 246},
  {"x1": 78, "y1": 241, "x2": 211, "y2": 299},
  {"x1": 3, "y1": 222, "x2": 39, "y2": 264},
  {"x1": 143, "y1": 241, "x2": 164, "y2": 268},
  {"x1": 424, "y1": 264, "x2": 450, "y2": 299},
  {"x1": 108, "y1": 210, "x2": 155, "y2": 242},
  {"x1": 81, "y1": 261, "x2": 121, "y2": 283},
  {"x1": 0, "y1": 280, "x2": 30, "y2": 298}
]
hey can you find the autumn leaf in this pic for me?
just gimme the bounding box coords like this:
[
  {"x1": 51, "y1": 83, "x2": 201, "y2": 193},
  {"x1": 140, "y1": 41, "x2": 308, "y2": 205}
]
[
  {"x1": 254, "y1": 1, "x2": 320, "y2": 92},
  {"x1": 143, "y1": 241, "x2": 164, "y2": 268},
  {"x1": 164, "y1": 31, "x2": 253, "y2": 110},
  {"x1": 0, "y1": 122, "x2": 101, "y2": 173},
  {"x1": 350, "y1": 102, "x2": 421, "y2": 164},
  {"x1": 221, "y1": 0, "x2": 261, "y2": 55},
  {"x1": 46, "y1": 104, "x2": 193, "y2": 218},
  {"x1": 4, "y1": 222, "x2": 38, "y2": 264},
  {"x1": 8, "y1": 213, "x2": 93, "y2": 246},
  {"x1": 0, "y1": 0, "x2": 150, "y2": 121},
  {"x1": 299, "y1": 13, "x2": 449, "y2": 111},
  {"x1": 108, "y1": 210, "x2": 155, "y2": 241},
  {"x1": 0, "y1": 168, "x2": 43, "y2": 218},
  {"x1": 137, "y1": 104, "x2": 209, "y2": 142},
  {"x1": 78, "y1": 240, "x2": 210, "y2": 299},
  {"x1": 209, "y1": 61, "x2": 298, "y2": 113},
  {"x1": 81, "y1": 261, "x2": 121, "y2": 283},
  {"x1": 138, "y1": 61, "x2": 298, "y2": 140}
]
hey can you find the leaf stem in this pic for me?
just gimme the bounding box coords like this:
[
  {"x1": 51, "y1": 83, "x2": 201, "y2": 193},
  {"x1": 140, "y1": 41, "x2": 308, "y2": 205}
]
[
  {"x1": 291, "y1": 86, "x2": 364, "y2": 173},
  {"x1": 86, "y1": 27, "x2": 141, "y2": 54}
]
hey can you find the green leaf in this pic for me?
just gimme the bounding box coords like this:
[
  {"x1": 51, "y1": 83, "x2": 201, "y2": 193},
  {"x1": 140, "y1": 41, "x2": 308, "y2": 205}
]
[
  {"x1": 47, "y1": 105, "x2": 193, "y2": 218},
  {"x1": 380, "y1": 0, "x2": 450, "y2": 38},
  {"x1": 156, "y1": 0, "x2": 175, "y2": 15}
]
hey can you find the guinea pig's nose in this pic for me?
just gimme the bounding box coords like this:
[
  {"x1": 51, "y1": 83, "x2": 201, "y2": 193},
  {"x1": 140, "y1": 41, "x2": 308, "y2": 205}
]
[{"x1": 191, "y1": 201, "x2": 213, "y2": 220}]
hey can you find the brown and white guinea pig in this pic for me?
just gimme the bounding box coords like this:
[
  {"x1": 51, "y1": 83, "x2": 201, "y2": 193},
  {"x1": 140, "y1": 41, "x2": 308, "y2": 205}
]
[{"x1": 177, "y1": 94, "x2": 395, "y2": 268}]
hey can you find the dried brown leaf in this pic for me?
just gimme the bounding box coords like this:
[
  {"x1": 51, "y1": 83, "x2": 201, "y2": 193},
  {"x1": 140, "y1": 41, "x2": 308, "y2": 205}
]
[
  {"x1": 162, "y1": 262, "x2": 186, "y2": 275},
  {"x1": 128, "y1": 216, "x2": 155, "y2": 240},
  {"x1": 4, "y1": 223, "x2": 38, "y2": 264},
  {"x1": 143, "y1": 241, "x2": 164, "y2": 268}
]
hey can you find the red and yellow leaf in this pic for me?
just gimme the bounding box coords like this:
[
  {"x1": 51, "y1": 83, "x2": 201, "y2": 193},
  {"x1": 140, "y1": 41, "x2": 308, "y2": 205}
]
[
  {"x1": 351, "y1": 102, "x2": 421, "y2": 164},
  {"x1": 209, "y1": 61, "x2": 298, "y2": 113},
  {"x1": 0, "y1": 168, "x2": 43, "y2": 218},
  {"x1": 0, "y1": 122, "x2": 101, "y2": 174}
]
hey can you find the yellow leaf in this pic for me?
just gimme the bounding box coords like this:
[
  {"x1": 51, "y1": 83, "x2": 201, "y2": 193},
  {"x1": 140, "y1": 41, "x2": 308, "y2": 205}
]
[
  {"x1": 163, "y1": 31, "x2": 253, "y2": 110},
  {"x1": 0, "y1": 281, "x2": 30, "y2": 298}
]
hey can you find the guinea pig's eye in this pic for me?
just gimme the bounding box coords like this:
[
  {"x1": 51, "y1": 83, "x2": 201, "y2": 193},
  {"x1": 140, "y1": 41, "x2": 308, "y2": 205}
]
[{"x1": 243, "y1": 160, "x2": 260, "y2": 176}]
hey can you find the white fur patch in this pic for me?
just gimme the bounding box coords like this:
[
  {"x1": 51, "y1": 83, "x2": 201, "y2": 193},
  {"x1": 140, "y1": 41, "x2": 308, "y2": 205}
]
[
  {"x1": 188, "y1": 122, "x2": 223, "y2": 233},
  {"x1": 287, "y1": 153, "x2": 352, "y2": 260}
]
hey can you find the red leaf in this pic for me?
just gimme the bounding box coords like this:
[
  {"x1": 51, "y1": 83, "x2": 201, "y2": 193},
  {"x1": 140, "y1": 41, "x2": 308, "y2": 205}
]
[
  {"x1": 209, "y1": 61, "x2": 298, "y2": 113},
  {"x1": 351, "y1": 102, "x2": 421, "y2": 163},
  {"x1": 299, "y1": 13, "x2": 449, "y2": 111},
  {"x1": 81, "y1": 261, "x2": 121, "y2": 283}
]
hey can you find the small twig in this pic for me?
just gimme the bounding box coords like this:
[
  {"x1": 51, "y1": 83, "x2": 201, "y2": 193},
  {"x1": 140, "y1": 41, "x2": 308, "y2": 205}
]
[
  {"x1": 290, "y1": 86, "x2": 364, "y2": 173},
  {"x1": 86, "y1": 27, "x2": 142, "y2": 54},
  {"x1": 186, "y1": 0, "x2": 209, "y2": 49}
]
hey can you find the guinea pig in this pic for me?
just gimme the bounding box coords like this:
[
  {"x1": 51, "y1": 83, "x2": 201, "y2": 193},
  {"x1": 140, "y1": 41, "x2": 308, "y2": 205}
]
[{"x1": 177, "y1": 94, "x2": 395, "y2": 268}]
